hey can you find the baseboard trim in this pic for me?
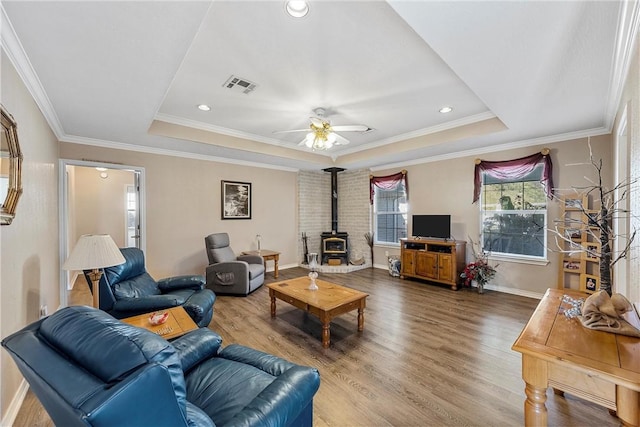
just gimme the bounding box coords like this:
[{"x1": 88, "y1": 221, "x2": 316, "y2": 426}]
[
  {"x1": 2, "y1": 379, "x2": 29, "y2": 427},
  {"x1": 268, "y1": 263, "x2": 298, "y2": 273},
  {"x1": 484, "y1": 284, "x2": 543, "y2": 300}
]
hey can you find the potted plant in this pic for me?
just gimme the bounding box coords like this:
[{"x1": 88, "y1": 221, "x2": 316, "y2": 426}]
[{"x1": 461, "y1": 242, "x2": 497, "y2": 293}]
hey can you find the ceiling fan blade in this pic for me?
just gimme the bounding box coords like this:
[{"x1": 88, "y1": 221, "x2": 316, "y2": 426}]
[
  {"x1": 273, "y1": 129, "x2": 310, "y2": 134},
  {"x1": 333, "y1": 133, "x2": 350, "y2": 145},
  {"x1": 331, "y1": 125, "x2": 370, "y2": 132}
]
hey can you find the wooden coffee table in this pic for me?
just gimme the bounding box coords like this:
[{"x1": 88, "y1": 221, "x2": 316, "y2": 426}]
[
  {"x1": 267, "y1": 276, "x2": 368, "y2": 348},
  {"x1": 121, "y1": 306, "x2": 198, "y2": 340}
]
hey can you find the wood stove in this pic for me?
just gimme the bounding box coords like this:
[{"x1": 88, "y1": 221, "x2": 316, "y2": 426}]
[
  {"x1": 321, "y1": 168, "x2": 348, "y2": 265},
  {"x1": 321, "y1": 232, "x2": 348, "y2": 265}
]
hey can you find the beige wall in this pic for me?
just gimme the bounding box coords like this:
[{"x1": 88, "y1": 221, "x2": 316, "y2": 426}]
[
  {"x1": 374, "y1": 135, "x2": 613, "y2": 296},
  {"x1": 59, "y1": 144, "x2": 299, "y2": 279},
  {"x1": 1, "y1": 52, "x2": 59, "y2": 421},
  {"x1": 71, "y1": 166, "x2": 135, "y2": 248}
]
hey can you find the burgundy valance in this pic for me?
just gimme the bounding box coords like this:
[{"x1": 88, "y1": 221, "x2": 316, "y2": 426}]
[
  {"x1": 472, "y1": 151, "x2": 554, "y2": 203},
  {"x1": 370, "y1": 170, "x2": 408, "y2": 204}
]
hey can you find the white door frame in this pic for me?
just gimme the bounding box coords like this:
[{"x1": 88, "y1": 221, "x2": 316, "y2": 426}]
[
  {"x1": 613, "y1": 106, "x2": 631, "y2": 299},
  {"x1": 58, "y1": 159, "x2": 146, "y2": 308}
]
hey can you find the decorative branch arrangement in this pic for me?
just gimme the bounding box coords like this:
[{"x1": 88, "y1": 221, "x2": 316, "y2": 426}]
[
  {"x1": 551, "y1": 144, "x2": 637, "y2": 295},
  {"x1": 364, "y1": 232, "x2": 374, "y2": 268}
]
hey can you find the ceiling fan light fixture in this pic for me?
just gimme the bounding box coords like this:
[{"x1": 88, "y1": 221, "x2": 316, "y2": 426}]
[
  {"x1": 439, "y1": 106, "x2": 453, "y2": 113},
  {"x1": 305, "y1": 132, "x2": 315, "y2": 147}
]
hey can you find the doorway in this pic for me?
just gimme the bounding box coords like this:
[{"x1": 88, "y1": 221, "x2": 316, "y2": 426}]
[{"x1": 59, "y1": 159, "x2": 146, "y2": 308}]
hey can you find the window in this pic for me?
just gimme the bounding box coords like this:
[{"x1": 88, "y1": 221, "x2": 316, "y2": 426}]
[
  {"x1": 372, "y1": 180, "x2": 407, "y2": 245},
  {"x1": 125, "y1": 184, "x2": 138, "y2": 247},
  {"x1": 480, "y1": 166, "x2": 547, "y2": 259}
]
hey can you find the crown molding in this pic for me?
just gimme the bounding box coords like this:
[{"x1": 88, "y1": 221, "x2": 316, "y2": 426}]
[
  {"x1": 1, "y1": 5, "x2": 65, "y2": 139},
  {"x1": 155, "y1": 111, "x2": 498, "y2": 160},
  {"x1": 369, "y1": 126, "x2": 610, "y2": 171},
  {"x1": 60, "y1": 134, "x2": 299, "y2": 172},
  {"x1": 605, "y1": 0, "x2": 640, "y2": 131},
  {"x1": 154, "y1": 113, "x2": 284, "y2": 146},
  {"x1": 337, "y1": 111, "x2": 498, "y2": 156}
]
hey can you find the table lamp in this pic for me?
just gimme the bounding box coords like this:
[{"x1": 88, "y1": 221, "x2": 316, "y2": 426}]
[{"x1": 62, "y1": 234, "x2": 125, "y2": 309}]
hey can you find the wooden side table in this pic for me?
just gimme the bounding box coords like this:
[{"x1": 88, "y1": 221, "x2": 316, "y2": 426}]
[
  {"x1": 242, "y1": 249, "x2": 280, "y2": 278},
  {"x1": 121, "y1": 306, "x2": 198, "y2": 340},
  {"x1": 512, "y1": 288, "x2": 640, "y2": 426}
]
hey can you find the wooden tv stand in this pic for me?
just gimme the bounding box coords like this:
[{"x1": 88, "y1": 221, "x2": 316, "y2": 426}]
[{"x1": 399, "y1": 238, "x2": 466, "y2": 290}]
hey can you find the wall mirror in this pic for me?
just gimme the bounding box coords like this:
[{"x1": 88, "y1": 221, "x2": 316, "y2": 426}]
[{"x1": 1, "y1": 105, "x2": 23, "y2": 225}]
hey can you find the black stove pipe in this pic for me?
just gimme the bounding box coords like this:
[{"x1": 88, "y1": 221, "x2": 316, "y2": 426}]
[{"x1": 323, "y1": 167, "x2": 345, "y2": 232}]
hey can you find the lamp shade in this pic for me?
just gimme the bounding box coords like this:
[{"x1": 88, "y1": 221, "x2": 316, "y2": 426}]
[{"x1": 63, "y1": 234, "x2": 125, "y2": 271}]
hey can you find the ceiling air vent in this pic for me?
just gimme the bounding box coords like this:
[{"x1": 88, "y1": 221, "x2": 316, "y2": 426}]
[{"x1": 223, "y1": 75, "x2": 258, "y2": 94}]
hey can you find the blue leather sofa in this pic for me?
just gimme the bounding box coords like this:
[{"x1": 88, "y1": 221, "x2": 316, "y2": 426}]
[
  {"x1": 84, "y1": 247, "x2": 216, "y2": 327},
  {"x1": 2, "y1": 306, "x2": 320, "y2": 426}
]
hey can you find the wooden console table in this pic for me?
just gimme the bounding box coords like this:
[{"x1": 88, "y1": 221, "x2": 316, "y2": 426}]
[
  {"x1": 242, "y1": 249, "x2": 280, "y2": 278},
  {"x1": 512, "y1": 288, "x2": 640, "y2": 426},
  {"x1": 399, "y1": 238, "x2": 466, "y2": 290}
]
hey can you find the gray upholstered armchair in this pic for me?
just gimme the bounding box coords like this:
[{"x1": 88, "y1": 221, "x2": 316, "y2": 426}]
[{"x1": 205, "y1": 233, "x2": 265, "y2": 295}]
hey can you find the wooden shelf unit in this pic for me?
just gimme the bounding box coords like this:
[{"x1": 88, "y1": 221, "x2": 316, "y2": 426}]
[
  {"x1": 400, "y1": 238, "x2": 466, "y2": 290},
  {"x1": 557, "y1": 194, "x2": 604, "y2": 294}
]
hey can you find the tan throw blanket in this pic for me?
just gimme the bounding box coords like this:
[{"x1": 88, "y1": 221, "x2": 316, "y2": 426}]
[{"x1": 580, "y1": 290, "x2": 640, "y2": 337}]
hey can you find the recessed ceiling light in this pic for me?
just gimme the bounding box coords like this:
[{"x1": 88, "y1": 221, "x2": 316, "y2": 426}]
[
  {"x1": 439, "y1": 106, "x2": 453, "y2": 113},
  {"x1": 285, "y1": 1, "x2": 309, "y2": 18},
  {"x1": 197, "y1": 104, "x2": 211, "y2": 111}
]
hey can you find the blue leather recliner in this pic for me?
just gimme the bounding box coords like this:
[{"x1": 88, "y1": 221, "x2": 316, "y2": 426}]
[
  {"x1": 2, "y1": 306, "x2": 321, "y2": 427},
  {"x1": 84, "y1": 247, "x2": 216, "y2": 327}
]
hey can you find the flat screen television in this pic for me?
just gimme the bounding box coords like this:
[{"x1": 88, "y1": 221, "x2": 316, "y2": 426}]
[{"x1": 412, "y1": 215, "x2": 451, "y2": 239}]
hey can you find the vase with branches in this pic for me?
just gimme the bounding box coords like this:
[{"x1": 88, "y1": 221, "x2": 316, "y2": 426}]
[
  {"x1": 364, "y1": 232, "x2": 374, "y2": 268},
  {"x1": 551, "y1": 144, "x2": 637, "y2": 295}
]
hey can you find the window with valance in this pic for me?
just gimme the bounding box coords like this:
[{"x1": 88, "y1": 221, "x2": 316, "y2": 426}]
[
  {"x1": 474, "y1": 150, "x2": 553, "y2": 260},
  {"x1": 370, "y1": 171, "x2": 408, "y2": 245}
]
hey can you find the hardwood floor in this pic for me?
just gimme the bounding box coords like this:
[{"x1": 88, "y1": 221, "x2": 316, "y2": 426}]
[{"x1": 14, "y1": 268, "x2": 619, "y2": 426}]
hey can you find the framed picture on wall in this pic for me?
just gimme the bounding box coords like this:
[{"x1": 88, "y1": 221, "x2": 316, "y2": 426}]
[{"x1": 221, "y1": 180, "x2": 251, "y2": 220}]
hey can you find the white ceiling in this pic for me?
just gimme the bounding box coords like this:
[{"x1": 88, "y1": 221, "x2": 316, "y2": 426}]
[{"x1": 1, "y1": 1, "x2": 636, "y2": 171}]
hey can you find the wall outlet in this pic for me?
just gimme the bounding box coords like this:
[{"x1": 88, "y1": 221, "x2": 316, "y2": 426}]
[
  {"x1": 39, "y1": 305, "x2": 48, "y2": 318},
  {"x1": 385, "y1": 251, "x2": 389, "y2": 257}
]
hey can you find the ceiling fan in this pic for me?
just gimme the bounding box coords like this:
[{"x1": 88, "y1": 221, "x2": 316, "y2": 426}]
[{"x1": 274, "y1": 108, "x2": 371, "y2": 150}]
